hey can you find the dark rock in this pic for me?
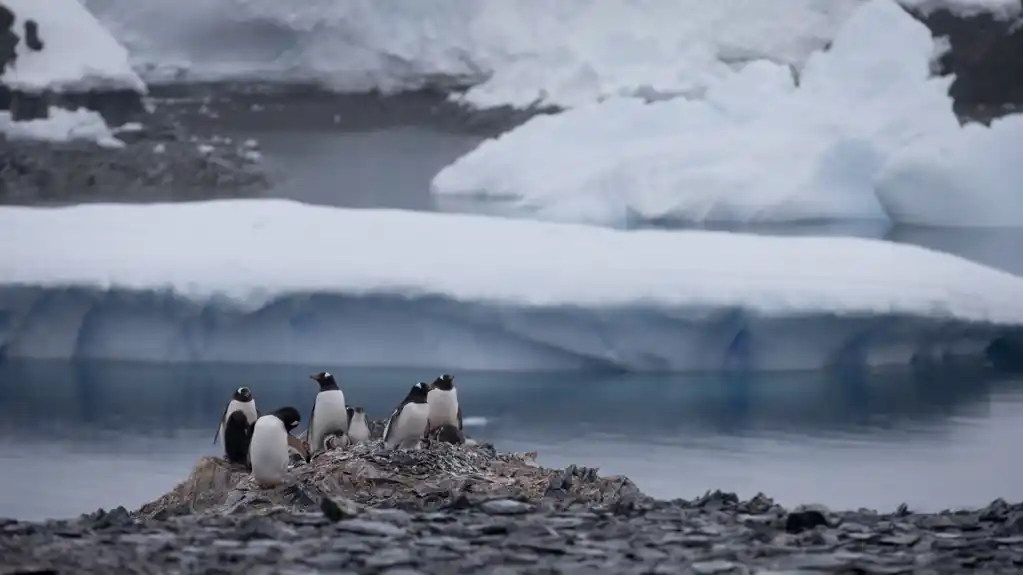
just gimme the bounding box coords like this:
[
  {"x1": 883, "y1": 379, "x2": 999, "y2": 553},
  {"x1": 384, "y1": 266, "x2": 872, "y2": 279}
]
[
  {"x1": 321, "y1": 496, "x2": 360, "y2": 522},
  {"x1": 908, "y1": 5, "x2": 1023, "y2": 122},
  {"x1": 785, "y1": 510, "x2": 830, "y2": 534}
]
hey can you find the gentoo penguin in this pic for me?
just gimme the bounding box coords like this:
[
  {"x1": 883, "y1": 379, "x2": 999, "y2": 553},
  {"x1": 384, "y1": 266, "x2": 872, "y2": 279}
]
[
  {"x1": 346, "y1": 406, "x2": 371, "y2": 444},
  {"x1": 215, "y1": 386, "x2": 258, "y2": 449},
  {"x1": 249, "y1": 406, "x2": 301, "y2": 488},
  {"x1": 426, "y1": 374, "x2": 462, "y2": 432},
  {"x1": 307, "y1": 372, "x2": 348, "y2": 455},
  {"x1": 222, "y1": 410, "x2": 253, "y2": 467},
  {"x1": 383, "y1": 382, "x2": 431, "y2": 449}
]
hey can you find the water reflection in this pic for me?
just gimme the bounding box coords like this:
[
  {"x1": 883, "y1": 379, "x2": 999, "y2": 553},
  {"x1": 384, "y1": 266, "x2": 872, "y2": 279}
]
[{"x1": 1, "y1": 358, "x2": 1022, "y2": 520}]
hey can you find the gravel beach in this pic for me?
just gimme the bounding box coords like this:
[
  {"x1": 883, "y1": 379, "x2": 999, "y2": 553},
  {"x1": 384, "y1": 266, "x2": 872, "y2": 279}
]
[{"x1": 3, "y1": 437, "x2": 1023, "y2": 574}]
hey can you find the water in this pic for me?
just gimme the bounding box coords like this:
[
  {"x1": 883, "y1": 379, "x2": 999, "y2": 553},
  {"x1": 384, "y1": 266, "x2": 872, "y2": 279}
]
[
  {"x1": 1, "y1": 359, "x2": 1022, "y2": 521},
  {"x1": 4, "y1": 86, "x2": 1023, "y2": 521}
]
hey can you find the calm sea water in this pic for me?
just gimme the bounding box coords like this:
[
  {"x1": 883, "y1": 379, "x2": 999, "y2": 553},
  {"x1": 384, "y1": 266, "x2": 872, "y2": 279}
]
[
  {"x1": 4, "y1": 89, "x2": 1022, "y2": 521},
  {"x1": 2, "y1": 359, "x2": 1022, "y2": 521}
]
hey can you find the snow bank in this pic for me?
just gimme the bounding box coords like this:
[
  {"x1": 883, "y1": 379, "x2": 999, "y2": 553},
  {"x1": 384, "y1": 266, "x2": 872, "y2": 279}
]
[
  {"x1": 0, "y1": 107, "x2": 124, "y2": 148},
  {"x1": 0, "y1": 0, "x2": 145, "y2": 94},
  {"x1": 1, "y1": 200, "x2": 1022, "y2": 371},
  {"x1": 431, "y1": 0, "x2": 1023, "y2": 228}
]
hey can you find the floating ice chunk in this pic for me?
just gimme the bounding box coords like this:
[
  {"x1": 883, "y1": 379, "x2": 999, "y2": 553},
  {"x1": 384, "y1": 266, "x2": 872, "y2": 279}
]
[{"x1": 0, "y1": 107, "x2": 125, "y2": 148}]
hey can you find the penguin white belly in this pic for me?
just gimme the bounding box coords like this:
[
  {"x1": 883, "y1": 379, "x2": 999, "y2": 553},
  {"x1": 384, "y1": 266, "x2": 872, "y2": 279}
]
[
  {"x1": 310, "y1": 390, "x2": 347, "y2": 452},
  {"x1": 218, "y1": 400, "x2": 258, "y2": 446},
  {"x1": 427, "y1": 389, "x2": 459, "y2": 430},
  {"x1": 348, "y1": 415, "x2": 371, "y2": 444},
  {"x1": 385, "y1": 403, "x2": 430, "y2": 449},
  {"x1": 249, "y1": 417, "x2": 289, "y2": 487}
]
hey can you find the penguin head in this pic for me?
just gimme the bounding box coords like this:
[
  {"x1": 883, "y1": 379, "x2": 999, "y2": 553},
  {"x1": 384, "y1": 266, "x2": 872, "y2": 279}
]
[
  {"x1": 234, "y1": 386, "x2": 253, "y2": 401},
  {"x1": 407, "y1": 381, "x2": 430, "y2": 403},
  {"x1": 431, "y1": 374, "x2": 455, "y2": 391},
  {"x1": 271, "y1": 406, "x2": 302, "y2": 432},
  {"x1": 309, "y1": 372, "x2": 339, "y2": 391}
]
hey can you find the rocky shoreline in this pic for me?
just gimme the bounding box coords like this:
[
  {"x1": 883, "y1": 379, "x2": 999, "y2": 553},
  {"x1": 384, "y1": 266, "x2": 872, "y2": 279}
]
[{"x1": 3, "y1": 438, "x2": 1023, "y2": 574}]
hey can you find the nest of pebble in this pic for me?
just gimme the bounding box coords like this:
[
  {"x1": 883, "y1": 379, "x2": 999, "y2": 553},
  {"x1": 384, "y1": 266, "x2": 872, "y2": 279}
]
[{"x1": 136, "y1": 437, "x2": 644, "y2": 521}]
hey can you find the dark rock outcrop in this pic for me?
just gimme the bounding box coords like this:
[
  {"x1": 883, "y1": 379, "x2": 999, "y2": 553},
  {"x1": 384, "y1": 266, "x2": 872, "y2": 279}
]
[{"x1": 909, "y1": 3, "x2": 1023, "y2": 122}]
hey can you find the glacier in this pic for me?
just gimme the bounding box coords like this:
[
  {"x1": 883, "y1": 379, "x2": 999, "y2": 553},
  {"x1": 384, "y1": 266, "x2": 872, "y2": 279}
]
[
  {"x1": 80, "y1": 0, "x2": 1017, "y2": 110},
  {"x1": 0, "y1": 0, "x2": 145, "y2": 93},
  {"x1": 1, "y1": 200, "x2": 1023, "y2": 372},
  {"x1": 430, "y1": 0, "x2": 1023, "y2": 228}
]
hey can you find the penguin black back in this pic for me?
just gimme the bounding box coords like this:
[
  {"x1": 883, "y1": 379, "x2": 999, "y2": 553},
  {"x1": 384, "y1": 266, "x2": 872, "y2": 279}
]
[
  {"x1": 223, "y1": 410, "x2": 252, "y2": 467},
  {"x1": 310, "y1": 372, "x2": 340, "y2": 392},
  {"x1": 432, "y1": 374, "x2": 454, "y2": 391},
  {"x1": 271, "y1": 406, "x2": 302, "y2": 432}
]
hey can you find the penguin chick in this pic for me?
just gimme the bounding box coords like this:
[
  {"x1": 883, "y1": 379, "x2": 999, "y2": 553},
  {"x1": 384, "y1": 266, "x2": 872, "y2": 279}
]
[
  {"x1": 346, "y1": 406, "x2": 371, "y2": 444},
  {"x1": 249, "y1": 406, "x2": 301, "y2": 488},
  {"x1": 383, "y1": 382, "x2": 431, "y2": 450},
  {"x1": 307, "y1": 372, "x2": 347, "y2": 456},
  {"x1": 215, "y1": 386, "x2": 257, "y2": 448}
]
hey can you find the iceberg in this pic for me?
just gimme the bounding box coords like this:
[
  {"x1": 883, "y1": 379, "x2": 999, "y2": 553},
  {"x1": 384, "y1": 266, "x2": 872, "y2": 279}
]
[
  {"x1": 1, "y1": 200, "x2": 1022, "y2": 372},
  {"x1": 0, "y1": 0, "x2": 145, "y2": 94},
  {"x1": 430, "y1": 0, "x2": 1023, "y2": 228},
  {"x1": 81, "y1": 0, "x2": 867, "y2": 110},
  {"x1": 80, "y1": 0, "x2": 1018, "y2": 110}
]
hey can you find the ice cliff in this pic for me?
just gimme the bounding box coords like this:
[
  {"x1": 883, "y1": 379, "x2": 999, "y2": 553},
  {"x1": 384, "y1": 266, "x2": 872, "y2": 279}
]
[{"x1": 1, "y1": 200, "x2": 1022, "y2": 372}]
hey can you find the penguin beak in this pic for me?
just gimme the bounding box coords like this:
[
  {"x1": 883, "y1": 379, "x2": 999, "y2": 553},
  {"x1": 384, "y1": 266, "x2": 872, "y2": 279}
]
[{"x1": 309, "y1": 374, "x2": 320, "y2": 382}]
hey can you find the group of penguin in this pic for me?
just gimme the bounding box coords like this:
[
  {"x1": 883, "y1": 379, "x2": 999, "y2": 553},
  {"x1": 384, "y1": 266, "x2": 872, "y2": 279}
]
[{"x1": 213, "y1": 372, "x2": 462, "y2": 488}]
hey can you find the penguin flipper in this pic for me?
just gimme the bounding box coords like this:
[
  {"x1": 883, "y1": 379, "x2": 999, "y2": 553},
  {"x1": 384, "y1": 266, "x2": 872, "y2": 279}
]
[
  {"x1": 307, "y1": 403, "x2": 316, "y2": 449},
  {"x1": 457, "y1": 405, "x2": 463, "y2": 431},
  {"x1": 214, "y1": 402, "x2": 230, "y2": 445},
  {"x1": 382, "y1": 404, "x2": 404, "y2": 443}
]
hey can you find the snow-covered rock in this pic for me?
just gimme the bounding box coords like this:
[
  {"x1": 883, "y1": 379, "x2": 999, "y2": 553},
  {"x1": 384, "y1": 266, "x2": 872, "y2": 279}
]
[
  {"x1": 430, "y1": 0, "x2": 1023, "y2": 228},
  {"x1": 1, "y1": 199, "x2": 1021, "y2": 371},
  {"x1": 0, "y1": 0, "x2": 144, "y2": 94},
  {"x1": 0, "y1": 106, "x2": 124, "y2": 147}
]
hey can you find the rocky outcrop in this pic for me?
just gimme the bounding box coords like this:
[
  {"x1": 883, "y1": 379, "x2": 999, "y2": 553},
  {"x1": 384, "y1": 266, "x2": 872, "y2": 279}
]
[
  {"x1": 909, "y1": 3, "x2": 1023, "y2": 122},
  {"x1": 137, "y1": 440, "x2": 643, "y2": 520}
]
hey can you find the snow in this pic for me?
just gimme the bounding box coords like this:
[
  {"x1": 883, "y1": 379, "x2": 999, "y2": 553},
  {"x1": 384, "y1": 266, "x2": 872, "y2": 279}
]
[
  {"x1": 1, "y1": 199, "x2": 1022, "y2": 371},
  {"x1": 876, "y1": 114, "x2": 1023, "y2": 226},
  {"x1": 0, "y1": 107, "x2": 125, "y2": 148},
  {"x1": 0, "y1": 0, "x2": 145, "y2": 94},
  {"x1": 431, "y1": 0, "x2": 1023, "y2": 228}
]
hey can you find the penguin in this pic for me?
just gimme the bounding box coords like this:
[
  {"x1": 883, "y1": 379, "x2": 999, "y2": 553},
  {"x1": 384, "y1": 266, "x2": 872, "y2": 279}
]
[
  {"x1": 222, "y1": 410, "x2": 253, "y2": 467},
  {"x1": 307, "y1": 372, "x2": 348, "y2": 455},
  {"x1": 382, "y1": 382, "x2": 431, "y2": 449},
  {"x1": 23, "y1": 19, "x2": 42, "y2": 52},
  {"x1": 426, "y1": 374, "x2": 462, "y2": 433},
  {"x1": 214, "y1": 386, "x2": 258, "y2": 449},
  {"x1": 346, "y1": 406, "x2": 371, "y2": 444},
  {"x1": 249, "y1": 406, "x2": 301, "y2": 488}
]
